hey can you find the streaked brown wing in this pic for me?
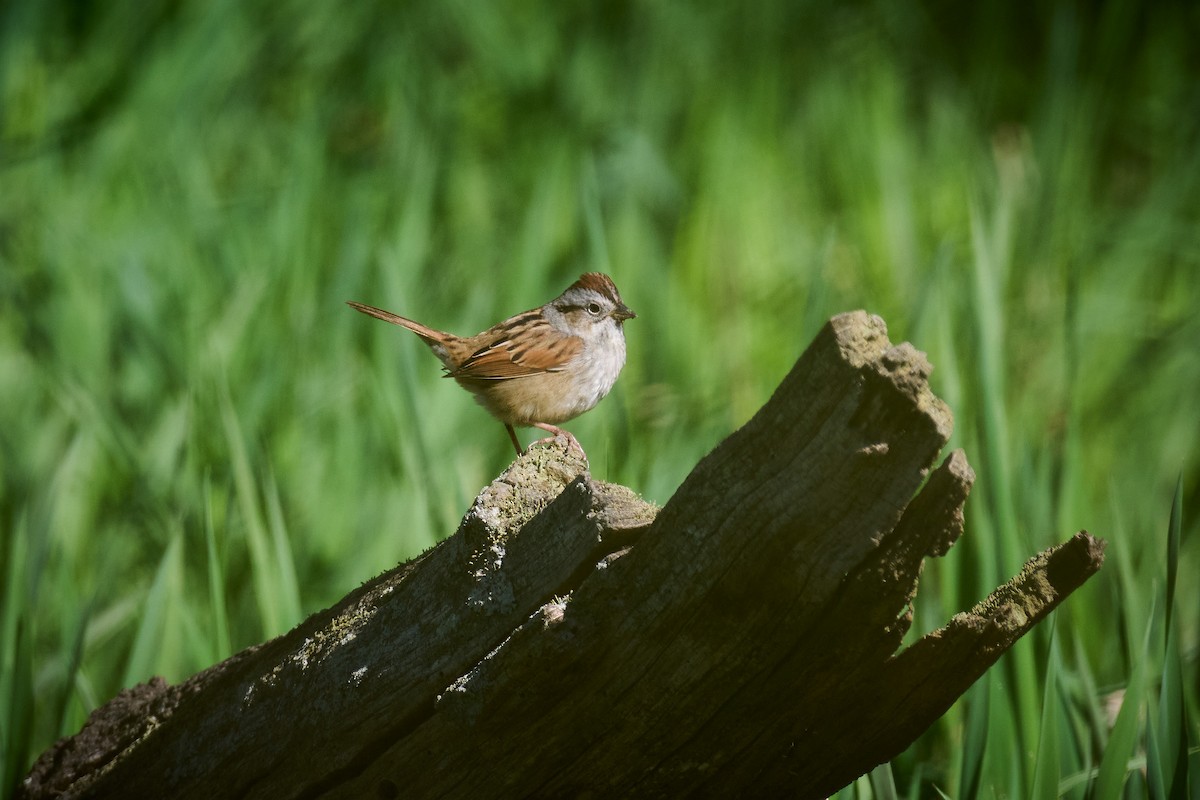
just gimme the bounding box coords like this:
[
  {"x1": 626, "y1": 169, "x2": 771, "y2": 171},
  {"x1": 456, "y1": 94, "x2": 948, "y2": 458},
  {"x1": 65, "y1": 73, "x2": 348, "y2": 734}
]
[{"x1": 448, "y1": 332, "x2": 583, "y2": 381}]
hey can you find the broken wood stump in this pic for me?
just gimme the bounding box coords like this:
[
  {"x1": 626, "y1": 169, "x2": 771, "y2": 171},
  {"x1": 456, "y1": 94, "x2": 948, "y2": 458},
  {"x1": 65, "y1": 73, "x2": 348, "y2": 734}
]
[{"x1": 19, "y1": 311, "x2": 1105, "y2": 799}]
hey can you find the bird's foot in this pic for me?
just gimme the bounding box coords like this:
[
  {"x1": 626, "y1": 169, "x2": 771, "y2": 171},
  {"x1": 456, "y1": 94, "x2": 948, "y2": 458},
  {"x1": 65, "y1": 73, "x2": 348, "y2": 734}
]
[{"x1": 529, "y1": 423, "x2": 587, "y2": 460}]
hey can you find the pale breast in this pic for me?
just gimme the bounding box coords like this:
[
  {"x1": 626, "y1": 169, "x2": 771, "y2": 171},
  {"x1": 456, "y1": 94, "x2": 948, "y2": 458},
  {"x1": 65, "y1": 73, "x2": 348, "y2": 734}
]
[{"x1": 461, "y1": 322, "x2": 627, "y2": 426}]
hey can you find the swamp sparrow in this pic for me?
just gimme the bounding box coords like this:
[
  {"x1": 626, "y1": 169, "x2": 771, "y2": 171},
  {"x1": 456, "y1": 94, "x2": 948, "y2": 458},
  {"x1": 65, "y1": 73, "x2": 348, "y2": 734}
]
[{"x1": 348, "y1": 273, "x2": 635, "y2": 456}]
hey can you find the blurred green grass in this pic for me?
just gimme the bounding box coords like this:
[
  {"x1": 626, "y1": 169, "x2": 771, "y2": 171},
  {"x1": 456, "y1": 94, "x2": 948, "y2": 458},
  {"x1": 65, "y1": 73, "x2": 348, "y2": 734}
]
[{"x1": 1, "y1": 1, "x2": 1197, "y2": 796}]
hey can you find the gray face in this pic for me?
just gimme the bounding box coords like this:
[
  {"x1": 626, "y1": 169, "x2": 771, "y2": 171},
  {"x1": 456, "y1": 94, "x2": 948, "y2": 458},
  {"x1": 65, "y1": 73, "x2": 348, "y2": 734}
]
[
  {"x1": 552, "y1": 289, "x2": 614, "y2": 330},
  {"x1": 548, "y1": 280, "x2": 635, "y2": 332}
]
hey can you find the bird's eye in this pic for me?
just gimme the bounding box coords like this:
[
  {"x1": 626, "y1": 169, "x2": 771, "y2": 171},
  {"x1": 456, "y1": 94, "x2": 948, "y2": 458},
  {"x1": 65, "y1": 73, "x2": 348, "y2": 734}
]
[{"x1": 586, "y1": 302, "x2": 602, "y2": 315}]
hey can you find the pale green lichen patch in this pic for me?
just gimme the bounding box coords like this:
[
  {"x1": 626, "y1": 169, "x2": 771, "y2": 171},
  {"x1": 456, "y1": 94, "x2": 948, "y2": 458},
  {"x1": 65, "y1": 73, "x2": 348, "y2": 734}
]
[{"x1": 463, "y1": 440, "x2": 589, "y2": 541}]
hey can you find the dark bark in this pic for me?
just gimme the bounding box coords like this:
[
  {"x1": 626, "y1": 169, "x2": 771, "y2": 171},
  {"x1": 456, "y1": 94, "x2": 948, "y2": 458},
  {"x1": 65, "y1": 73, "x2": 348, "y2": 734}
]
[{"x1": 19, "y1": 311, "x2": 1104, "y2": 800}]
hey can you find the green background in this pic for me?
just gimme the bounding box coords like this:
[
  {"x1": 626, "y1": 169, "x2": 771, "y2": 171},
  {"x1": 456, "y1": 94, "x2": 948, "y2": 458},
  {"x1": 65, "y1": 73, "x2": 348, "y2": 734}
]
[{"x1": 2, "y1": 1, "x2": 1197, "y2": 796}]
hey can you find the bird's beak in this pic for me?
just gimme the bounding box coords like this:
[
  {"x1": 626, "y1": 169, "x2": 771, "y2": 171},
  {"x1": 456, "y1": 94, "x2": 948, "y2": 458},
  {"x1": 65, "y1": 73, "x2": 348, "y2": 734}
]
[{"x1": 613, "y1": 304, "x2": 636, "y2": 322}]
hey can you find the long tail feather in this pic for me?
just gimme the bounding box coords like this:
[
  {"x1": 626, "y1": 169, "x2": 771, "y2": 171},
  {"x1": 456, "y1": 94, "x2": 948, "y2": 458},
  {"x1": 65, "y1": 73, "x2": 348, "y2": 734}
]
[
  {"x1": 346, "y1": 301, "x2": 449, "y2": 341},
  {"x1": 345, "y1": 301, "x2": 463, "y2": 371}
]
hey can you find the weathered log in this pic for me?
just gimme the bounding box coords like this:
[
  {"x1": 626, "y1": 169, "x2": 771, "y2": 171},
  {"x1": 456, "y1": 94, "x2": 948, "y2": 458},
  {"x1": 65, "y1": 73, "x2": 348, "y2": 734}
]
[{"x1": 20, "y1": 311, "x2": 1104, "y2": 799}]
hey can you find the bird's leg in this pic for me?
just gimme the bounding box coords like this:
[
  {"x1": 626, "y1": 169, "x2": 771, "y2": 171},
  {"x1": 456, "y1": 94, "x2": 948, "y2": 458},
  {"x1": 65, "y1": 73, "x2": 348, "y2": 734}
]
[{"x1": 505, "y1": 424, "x2": 524, "y2": 456}]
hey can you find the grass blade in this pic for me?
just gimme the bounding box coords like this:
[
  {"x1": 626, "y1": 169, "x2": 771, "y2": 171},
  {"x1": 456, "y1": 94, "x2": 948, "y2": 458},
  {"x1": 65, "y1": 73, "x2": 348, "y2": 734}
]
[
  {"x1": 264, "y1": 469, "x2": 302, "y2": 629},
  {"x1": 219, "y1": 379, "x2": 287, "y2": 637},
  {"x1": 1164, "y1": 474, "x2": 1180, "y2": 633},
  {"x1": 2, "y1": 515, "x2": 35, "y2": 793},
  {"x1": 1058, "y1": 634, "x2": 1103, "y2": 799},
  {"x1": 959, "y1": 672, "x2": 990, "y2": 799},
  {"x1": 203, "y1": 473, "x2": 232, "y2": 661},
  {"x1": 1, "y1": 620, "x2": 34, "y2": 798},
  {"x1": 1032, "y1": 616, "x2": 1062, "y2": 799},
  {"x1": 1092, "y1": 597, "x2": 1155, "y2": 800},
  {"x1": 869, "y1": 762, "x2": 899, "y2": 800},
  {"x1": 1147, "y1": 476, "x2": 1187, "y2": 799},
  {"x1": 121, "y1": 527, "x2": 184, "y2": 690},
  {"x1": 52, "y1": 600, "x2": 93, "y2": 738}
]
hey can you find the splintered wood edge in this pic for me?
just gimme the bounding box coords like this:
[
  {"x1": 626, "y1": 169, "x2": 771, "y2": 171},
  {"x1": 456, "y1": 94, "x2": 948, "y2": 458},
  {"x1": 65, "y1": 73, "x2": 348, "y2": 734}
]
[
  {"x1": 895, "y1": 530, "x2": 1105, "y2": 687},
  {"x1": 957, "y1": 530, "x2": 1106, "y2": 645},
  {"x1": 805, "y1": 531, "x2": 1107, "y2": 797},
  {"x1": 829, "y1": 311, "x2": 952, "y2": 438}
]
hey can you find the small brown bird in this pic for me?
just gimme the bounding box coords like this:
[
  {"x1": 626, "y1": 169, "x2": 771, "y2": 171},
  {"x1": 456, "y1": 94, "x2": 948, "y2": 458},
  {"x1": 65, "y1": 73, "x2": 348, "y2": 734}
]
[{"x1": 348, "y1": 273, "x2": 635, "y2": 456}]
